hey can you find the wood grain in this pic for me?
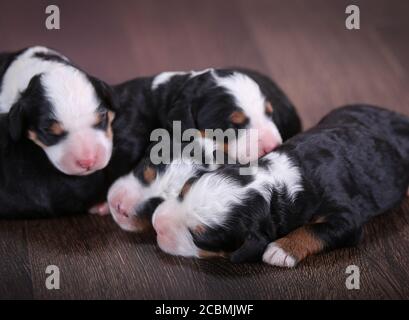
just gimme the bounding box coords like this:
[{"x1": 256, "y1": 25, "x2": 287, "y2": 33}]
[
  {"x1": 0, "y1": 0, "x2": 408, "y2": 299},
  {"x1": 0, "y1": 221, "x2": 32, "y2": 299}
]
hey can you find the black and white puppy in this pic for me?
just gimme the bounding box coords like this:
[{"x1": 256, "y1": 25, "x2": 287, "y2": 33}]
[
  {"x1": 0, "y1": 46, "x2": 115, "y2": 175},
  {"x1": 0, "y1": 46, "x2": 119, "y2": 218},
  {"x1": 107, "y1": 68, "x2": 301, "y2": 229},
  {"x1": 151, "y1": 68, "x2": 301, "y2": 162},
  {"x1": 151, "y1": 105, "x2": 409, "y2": 267}
]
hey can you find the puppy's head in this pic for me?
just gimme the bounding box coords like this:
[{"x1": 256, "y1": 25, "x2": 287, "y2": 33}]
[
  {"x1": 169, "y1": 70, "x2": 284, "y2": 163},
  {"x1": 108, "y1": 154, "x2": 203, "y2": 232},
  {"x1": 152, "y1": 170, "x2": 275, "y2": 262},
  {"x1": 212, "y1": 71, "x2": 283, "y2": 163},
  {"x1": 8, "y1": 68, "x2": 117, "y2": 175},
  {"x1": 107, "y1": 161, "x2": 162, "y2": 232}
]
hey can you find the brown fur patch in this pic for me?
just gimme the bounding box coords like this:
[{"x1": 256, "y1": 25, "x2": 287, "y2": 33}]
[
  {"x1": 143, "y1": 166, "x2": 157, "y2": 184},
  {"x1": 265, "y1": 102, "x2": 273, "y2": 115},
  {"x1": 179, "y1": 181, "x2": 193, "y2": 200},
  {"x1": 230, "y1": 111, "x2": 247, "y2": 125},
  {"x1": 198, "y1": 249, "x2": 228, "y2": 259},
  {"x1": 131, "y1": 216, "x2": 152, "y2": 232},
  {"x1": 193, "y1": 224, "x2": 206, "y2": 234},
  {"x1": 49, "y1": 122, "x2": 65, "y2": 136},
  {"x1": 106, "y1": 111, "x2": 115, "y2": 139},
  {"x1": 28, "y1": 130, "x2": 47, "y2": 149},
  {"x1": 275, "y1": 226, "x2": 324, "y2": 262}
]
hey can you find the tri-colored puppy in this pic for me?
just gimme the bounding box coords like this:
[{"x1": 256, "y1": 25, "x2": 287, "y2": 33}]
[
  {"x1": 0, "y1": 46, "x2": 121, "y2": 218},
  {"x1": 151, "y1": 105, "x2": 409, "y2": 267}
]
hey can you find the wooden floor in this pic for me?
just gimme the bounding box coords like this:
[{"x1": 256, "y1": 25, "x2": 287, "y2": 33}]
[{"x1": 1, "y1": 0, "x2": 409, "y2": 299}]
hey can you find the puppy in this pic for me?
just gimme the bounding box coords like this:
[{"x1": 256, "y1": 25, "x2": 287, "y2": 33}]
[
  {"x1": 0, "y1": 46, "x2": 115, "y2": 175},
  {"x1": 0, "y1": 47, "x2": 130, "y2": 218},
  {"x1": 151, "y1": 68, "x2": 301, "y2": 162},
  {"x1": 151, "y1": 105, "x2": 409, "y2": 267}
]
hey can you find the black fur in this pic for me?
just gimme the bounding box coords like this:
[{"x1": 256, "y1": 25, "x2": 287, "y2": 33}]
[{"x1": 108, "y1": 77, "x2": 159, "y2": 179}]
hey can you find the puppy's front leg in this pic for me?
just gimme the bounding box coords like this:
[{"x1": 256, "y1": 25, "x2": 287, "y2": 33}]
[{"x1": 262, "y1": 214, "x2": 363, "y2": 268}]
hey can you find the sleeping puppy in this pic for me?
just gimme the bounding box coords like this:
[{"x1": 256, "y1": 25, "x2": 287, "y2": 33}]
[
  {"x1": 0, "y1": 46, "x2": 115, "y2": 175},
  {"x1": 0, "y1": 46, "x2": 119, "y2": 218},
  {"x1": 107, "y1": 68, "x2": 301, "y2": 225},
  {"x1": 151, "y1": 104, "x2": 409, "y2": 267},
  {"x1": 108, "y1": 137, "x2": 220, "y2": 231},
  {"x1": 151, "y1": 68, "x2": 301, "y2": 163}
]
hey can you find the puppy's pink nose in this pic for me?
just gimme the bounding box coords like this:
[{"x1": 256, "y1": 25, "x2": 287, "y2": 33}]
[
  {"x1": 258, "y1": 140, "x2": 278, "y2": 157},
  {"x1": 264, "y1": 140, "x2": 278, "y2": 153},
  {"x1": 76, "y1": 158, "x2": 96, "y2": 169}
]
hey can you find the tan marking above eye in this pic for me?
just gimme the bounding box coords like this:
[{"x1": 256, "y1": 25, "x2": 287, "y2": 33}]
[
  {"x1": 179, "y1": 181, "x2": 193, "y2": 199},
  {"x1": 143, "y1": 166, "x2": 157, "y2": 184},
  {"x1": 108, "y1": 110, "x2": 115, "y2": 122},
  {"x1": 230, "y1": 111, "x2": 248, "y2": 125},
  {"x1": 106, "y1": 111, "x2": 115, "y2": 139},
  {"x1": 265, "y1": 102, "x2": 273, "y2": 115},
  {"x1": 49, "y1": 121, "x2": 65, "y2": 136}
]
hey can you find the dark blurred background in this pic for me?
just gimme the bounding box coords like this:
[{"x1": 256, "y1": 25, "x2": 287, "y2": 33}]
[
  {"x1": 1, "y1": 0, "x2": 408, "y2": 128},
  {"x1": 1, "y1": 0, "x2": 409, "y2": 299}
]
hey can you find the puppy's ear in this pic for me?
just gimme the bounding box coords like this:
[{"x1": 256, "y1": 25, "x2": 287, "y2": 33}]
[
  {"x1": 8, "y1": 100, "x2": 25, "y2": 141},
  {"x1": 230, "y1": 232, "x2": 270, "y2": 263},
  {"x1": 89, "y1": 76, "x2": 119, "y2": 112},
  {"x1": 167, "y1": 98, "x2": 196, "y2": 132},
  {"x1": 166, "y1": 73, "x2": 211, "y2": 131},
  {"x1": 270, "y1": 99, "x2": 302, "y2": 141},
  {"x1": 7, "y1": 74, "x2": 42, "y2": 141}
]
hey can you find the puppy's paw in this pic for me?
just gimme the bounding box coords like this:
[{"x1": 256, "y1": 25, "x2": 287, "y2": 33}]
[
  {"x1": 262, "y1": 242, "x2": 298, "y2": 268},
  {"x1": 89, "y1": 202, "x2": 110, "y2": 216}
]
